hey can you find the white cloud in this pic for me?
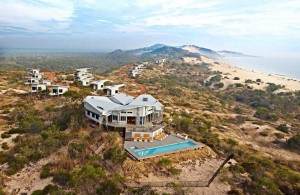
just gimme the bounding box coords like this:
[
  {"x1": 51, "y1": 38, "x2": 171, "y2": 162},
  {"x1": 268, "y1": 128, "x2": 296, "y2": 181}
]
[{"x1": 0, "y1": 0, "x2": 74, "y2": 32}]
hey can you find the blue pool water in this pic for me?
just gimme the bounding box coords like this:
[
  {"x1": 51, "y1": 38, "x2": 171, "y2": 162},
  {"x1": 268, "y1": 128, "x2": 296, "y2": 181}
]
[{"x1": 134, "y1": 141, "x2": 197, "y2": 157}]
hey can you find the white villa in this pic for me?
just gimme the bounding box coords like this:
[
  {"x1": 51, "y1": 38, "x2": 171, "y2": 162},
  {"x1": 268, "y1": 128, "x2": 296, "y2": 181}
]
[
  {"x1": 48, "y1": 85, "x2": 69, "y2": 96},
  {"x1": 90, "y1": 80, "x2": 109, "y2": 90},
  {"x1": 74, "y1": 68, "x2": 94, "y2": 86},
  {"x1": 129, "y1": 69, "x2": 138, "y2": 78},
  {"x1": 25, "y1": 68, "x2": 43, "y2": 85},
  {"x1": 31, "y1": 83, "x2": 47, "y2": 92},
  {"x1": 25, "y1": 68, "x2": 52, "y2": 93},
  {"x1": 155, "y1": 59, "x2": 167, "y2": 64},
  {"x1": 129, "y1": 63, "x2": 146, "y2": 78},
  {"x1": 104, "y1": 84, "x2": 125, "y2": 96},
  {"x1": 83, "y1": 93, "x2": 165, "y2": 141}
]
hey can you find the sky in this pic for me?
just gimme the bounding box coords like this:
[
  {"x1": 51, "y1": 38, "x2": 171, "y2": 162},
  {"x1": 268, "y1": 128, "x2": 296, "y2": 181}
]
[{"x1": 1, "y1": 0, "x2": 300, "y2": 56}]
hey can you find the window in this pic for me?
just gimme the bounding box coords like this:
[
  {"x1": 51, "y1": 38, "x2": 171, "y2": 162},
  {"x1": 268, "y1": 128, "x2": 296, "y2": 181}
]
[
  {"x1": 28, "y1": 80, "x2": 31, "y2": 83},
  {"x1": 92, "y1": 113, "x2": 95, "y2": 118},
  {"x1": 143, "y1": 98, "x2": 148, "y2": 101},
  {"x1": 38, "y1": 87, "x2": 42, "y2": 90},
  {"x1": 87, "y1": 110, "x2": 91, "y2": 115},
  {"x1": 101, "y1": 85, "x2": 103, "y2": 88},
  {"x1": 59, "y1": 89, "x2": 63, "y2": 93},
  {"x1": 32, "y1": 87, "x2": 36, "y2": 90},
  {"x1": 95, "y1": 114, "x2": 99, "y2": 120},
  {"x1": 112, "y1": 115, "x2": 118, "y2": 120},
  {"x1": 115, "y1": 90, "x2": 118, "y2": 94},
  {"x1": 121, "y1": 116, "x2": 126, "y2": 121}
]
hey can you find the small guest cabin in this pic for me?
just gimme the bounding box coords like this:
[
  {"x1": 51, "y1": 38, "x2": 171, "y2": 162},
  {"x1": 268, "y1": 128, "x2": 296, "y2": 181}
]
[
  {"x1": 31, "y1": 84, "x2": 47, "y2": 92},
  {"x1": 48, "y1": 85, "x2": 69, "y2": 96},
  {"x1": 90, "y1": 80, "x2": 109, "y2": 90},
  {"x1": 104, "y1": 84, "x2": 125, "y2": 96}
]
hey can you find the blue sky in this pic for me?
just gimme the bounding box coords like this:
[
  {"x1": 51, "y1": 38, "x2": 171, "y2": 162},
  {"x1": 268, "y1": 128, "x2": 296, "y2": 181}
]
[{"x1": 1, "y1": 0, "x2": 300, "y2": 56}]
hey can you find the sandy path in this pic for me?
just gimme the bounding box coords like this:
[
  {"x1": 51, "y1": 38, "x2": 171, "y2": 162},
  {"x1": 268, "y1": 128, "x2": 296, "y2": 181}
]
[
  {"x1": 139, "y1": 158, "x2": 230, "y2": 195},
  {"x1": 3, "y1": 147, "x2": 67, "y2": 194}
]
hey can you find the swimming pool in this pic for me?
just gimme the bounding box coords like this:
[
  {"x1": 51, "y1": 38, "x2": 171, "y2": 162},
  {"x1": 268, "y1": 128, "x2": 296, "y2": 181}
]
[{"x1": 134, "y1": 141, "x2": 197, "y2": 157}]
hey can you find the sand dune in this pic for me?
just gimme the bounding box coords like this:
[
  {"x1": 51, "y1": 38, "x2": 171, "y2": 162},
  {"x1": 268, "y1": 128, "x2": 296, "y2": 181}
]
[{"x1": 201, "y1": 56, "x2": 300, "y2": 91}]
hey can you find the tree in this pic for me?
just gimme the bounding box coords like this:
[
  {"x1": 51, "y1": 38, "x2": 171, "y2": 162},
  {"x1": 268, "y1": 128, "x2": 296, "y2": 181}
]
[{"x1": 71, "y1": 165, "x2": 106, "y2": 194}]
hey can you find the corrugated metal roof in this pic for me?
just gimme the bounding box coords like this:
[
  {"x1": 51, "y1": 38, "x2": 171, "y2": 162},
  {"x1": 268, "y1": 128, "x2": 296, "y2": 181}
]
[
  {"x1": 84, "y1": 96, "x2": 121, "y2": 112},
  {"x1": 109, "y1": 93, "x2": 134, "y2": 105},
  {"x1": 129, "y1": 94, "x2": 162, "y2": 107}
]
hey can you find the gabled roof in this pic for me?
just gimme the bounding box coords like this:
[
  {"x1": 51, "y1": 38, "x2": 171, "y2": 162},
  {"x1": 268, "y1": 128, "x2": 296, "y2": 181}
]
[
  {"x1": 104, "y1": 84, "x2": 125, "y2": 90},
  {"x1": 91, "y1": 80, "x2": 109, "y2": 85},
  {"x1": 109, "y1": 93, "x2": 134, "y2": 105},
  {"x1": 84, "y1": 96, "x2": 121, "y2": 113},
  {"x1": 129, "y1": 94, "x2": 162, "y2": 107}
]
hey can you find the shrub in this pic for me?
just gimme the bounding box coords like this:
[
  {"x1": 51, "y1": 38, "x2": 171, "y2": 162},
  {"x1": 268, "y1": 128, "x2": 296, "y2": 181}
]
[
  {"x1": 267, "y1": 83, "x2": 283, "y2": 92},
  {"x1": 71, "y1": 165, "x2": 106, "y2": 194},
  {"x1": 19, "y1": 115, "x2": 45, "y2": 134},
  {"x1": 1, "y1": 133, "x2": 10, "y2": 139},
  {"x1": 158, "y1": 158, "x2": 172, "y2": 166},
  {"x1": 254, "y1": 107, "x2": 278, "y2": 121},
  {"x1": 256, "y1": 79, "x2": 262, "y2": 82},
  {"x1": 103, "y1": 146, "x2": 126, "y2": 164},
  {"x1": 245, "y1": 79, "x2": 253, "y2": 83},
  {"x1": 214, "y1": 82, "x2": 224, "y2": 89},
  {"x1": 1, "y1": 142, "x2": 9, "y2": 150},
  {"x1": 31, "y1": 185, "x2": 59, "y2": 195},
  {"x1": 40, "y1": 163, "x2": 54, "y2": 179},
  {"x1": 168, "y1": 167, "x2": 182, "y2": 175},
  {"x1": 233, "y1": 77, "x2": 240, "y2": 80},
  {"x1": 7, "y1": 128, "x2": 25, "y2": 134},
  {"x1": 287, "y1": 133, "x2": 300, "y2": 151},
  {"x1": 210, "y1": 74, "x2": 222, "y2": 82},
  {"x1": 96, "y1": 180, "x2": 121, "y2": 195},
  {"x1": 259, "y1": 132, "x2": 268, "y2": 137},
  {"x1": 53, "y1": 172, "x2": 71, "y2": 186},
  {"x1": 274, "y1": 133, "x2": 284, "y2": 139},
  {"x1": 235, "y1": 83, "x2": 244, "y2": 87},
  {"x1": 276, "y1": 124, "x2": 289, "y2": 133},
  {"x1": 63, "y1": 90, "x2": 81, "y2": 100}
]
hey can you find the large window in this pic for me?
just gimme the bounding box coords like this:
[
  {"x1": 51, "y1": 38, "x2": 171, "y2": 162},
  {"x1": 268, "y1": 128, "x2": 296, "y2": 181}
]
[
  {"x1": 121, "y1": 116, "x2": 126, "y2": 121},
  {"x1": 112, "y1": 115, "x2": 118, "y2": 120}
]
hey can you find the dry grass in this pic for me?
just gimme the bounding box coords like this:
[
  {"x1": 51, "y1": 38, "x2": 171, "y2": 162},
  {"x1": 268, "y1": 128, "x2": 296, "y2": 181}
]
[{"x1": 122, "y1": 146, "x2": 216, "y2": 180}]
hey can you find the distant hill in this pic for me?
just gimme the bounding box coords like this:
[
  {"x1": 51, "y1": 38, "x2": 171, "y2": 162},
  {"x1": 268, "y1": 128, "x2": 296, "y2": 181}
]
[
  {"x1": 107, "y1": 44, "x2": 253, "y2": 62},
  {"x1": 181, "y1": 45, "x2": 222, "y2": 58}
]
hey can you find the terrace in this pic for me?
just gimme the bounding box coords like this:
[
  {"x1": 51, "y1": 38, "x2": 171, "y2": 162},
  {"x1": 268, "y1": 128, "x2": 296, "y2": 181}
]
[{"x1": 124, "y1": 134, "x2": 205, "y2": 160}]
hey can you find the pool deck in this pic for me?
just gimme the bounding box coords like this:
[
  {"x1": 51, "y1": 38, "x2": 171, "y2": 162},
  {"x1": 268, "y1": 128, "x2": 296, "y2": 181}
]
[{"x1": 124, "y1": 134, "x2": 206, "y2": 160}]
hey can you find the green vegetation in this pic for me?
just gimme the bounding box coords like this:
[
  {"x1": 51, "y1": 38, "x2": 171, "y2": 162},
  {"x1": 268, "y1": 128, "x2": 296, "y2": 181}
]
[
  {"x1": 168, "y1": 166, "x2": 182, "y2": 175},
  {"x1": 103, "y1": 145, "x2": 127, "y2": 164},
  {"x1": 267, "y1": 83, "x2": 284, "y2": 92},
  {"x1": 233, "y1": 77, "x2": 240, "y2": 80},
  {"x1": 276, "y1": 124, "x2": 289, "y2": 133},
  {"x1": 287, "y1": 134, "x2": 300, "y2": 152},
  {"x1": 158, "y1": 158, "x2": 172, "y2": 166},
  {"x1": 71, "y1": 164, "x2": 106, "y2": 194},
  {"x1": 1, "y1": 143, "x2": 9, "y2": 150}
]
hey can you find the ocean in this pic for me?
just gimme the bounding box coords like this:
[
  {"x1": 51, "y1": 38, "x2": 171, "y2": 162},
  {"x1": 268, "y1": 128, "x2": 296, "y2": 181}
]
[{"x1": 222, "y1": 57, "x2": 300, "y2": 80}]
